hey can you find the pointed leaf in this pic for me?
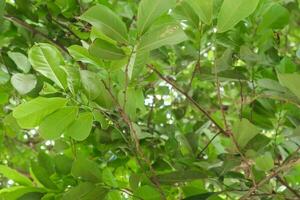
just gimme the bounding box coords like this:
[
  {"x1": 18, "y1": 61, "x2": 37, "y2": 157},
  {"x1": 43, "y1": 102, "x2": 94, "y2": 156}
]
[
  {"x1": 186, "y1": 0, "x2": 213, "y2": 25},
  {"x1": 80, "y1": 5, "x2": 128, "y2": 43},
  {"x1": 28, "y1": 43, "x2": 67, "y2": 89},
  {"x1": 137, "y1": 0, "x2": 176, "y2": 35},
  {"x1": 217, "y1": 0, "x2": 260, "y2": 33},
  {"x1": 278, "y1": 73, "x2": 300, "y2": 100},
  {"x1": 8, "y1": 52, "x2": 31, "y2": 73},
  {"x1": 0, "y1": 165, "x2": 33, "y2": 186},
  {"x1": 68, "y1": 45, "x2": 103, "y2": 66}
]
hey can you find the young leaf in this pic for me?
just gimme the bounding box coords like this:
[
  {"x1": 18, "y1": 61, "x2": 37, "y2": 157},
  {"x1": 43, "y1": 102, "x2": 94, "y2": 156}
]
[
  {"x1": 0, "y1": 165, "x2": 33, "y2": 186},
  {"x1": 28, "y1": 43, "x2": 67, "y2": 89},
  {"x1": 13, "y1": 97, "x2": 68, "y2": 129},
  {"x1": 138, "y1": 17, "x2": 188, "y2": 53},
  {"x1": 65, "y1": 112, "x2": 93, "y2": 141},
  {"x1": 278, "y1": 73, "x2": 300, "y2": 100},
  {"x1": 217, "y1": 0, "x2": 260, "y2": 33},
  {"x1": 7, "y1": 51, "x2": 31, "y2": 73},
  {"x1": 89, "y1": 39, "x2": 126, "y2": 60},
  {"x1": 11, "y1": 73, "x2": 37, "y2": 95},
  {"x1": 233, "y1": 118, "x2": 260, "y2": 149},
  {"x1": 39, "y1": 107, "x2": 78, "y2": 140},
  {"x1": 137, "y1": 0, "x2": 176, "y2": 35},
  {"x1": 186, "y1": 0, "x2": 213, "y2": 25},
  {"x1": 80, "y1": 5, "x2": 128, "y2": 43}
]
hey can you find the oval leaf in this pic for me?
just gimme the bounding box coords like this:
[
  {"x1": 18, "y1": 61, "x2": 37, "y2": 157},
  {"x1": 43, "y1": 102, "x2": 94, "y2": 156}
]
[
  {"x1": 13, "y1": 97, "x2": 68, "y2": 129},
  {"x1": 11, "y1": 73, "x2": 37, "y2": 95},
  {"x1": 39, "y1": 107, "x2": 78, "y2": 139},
  {"x1": 65, "y1": 112, "x2": 93, "y2": 141},
  {"x1": 89, "y1": 39, "x2": 126, "y2": 60},
  {"x1": 217, "y1": 0, "x2": 260, "y2": 33}
]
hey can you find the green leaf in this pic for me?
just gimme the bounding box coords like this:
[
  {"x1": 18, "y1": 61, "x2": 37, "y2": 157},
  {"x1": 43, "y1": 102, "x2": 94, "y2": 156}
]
[
  {"x1": 0, "y1": 0, "x2": 5, "y2": 25},
  {"x1": 89, "y1": 39, "x2": 126, "y2": 60},
  {"x1": 255, "y1": 152, "x2": 274, "y2": 171},
  {"x1": 8, "y1": 51, "x2": 31, "y2": 73},
  {"x1": 11, "y1": 73, "x2": 37, "y2": 95},
  {"x1": 13, "y1": 97, "x2": 68, "y2": 129},
  {"x1": 68, "y1": 45, "x2": 103, "y2": 66},
  {"x1": 30, "y1": 161, "x2": 57, "y2": 190},
  {"x1": 28, "y1": 43, "x2": 67, "y2": 89},
  {"x1": 157, "y1": 170, "x2": 211, "y2": 185},
  {"x1": 80, "y1": 5, "x2": 128, "y2": 43},
  {"x1": 0, "y1": 186, "x2": 45, "y2": 200},
  {"x1": 80, "y1": 70, "x2": 102, "y2": 100},
  {"x1": 65, "y1": 112, "x2": 93, "y2": 141},
  {"x1": 257, "y1": 4, "x2": 289, "y2": 33},
  {"x1": 92, "y1": 110, "x2": 109, "y2": 129},
  {"x1": 217, "y1": 0, "x2": 260, "y2": 33},
  {"x1": 0, "y1": 165, "x2": 33, "y2": 186},
  {"x1": 134, "y1": 185, "x2": 161, "y2": 200},
  {"x1": 278, "y1": 73, "x2": 300, "y2": 100},
  {"x1": 63, "y1": 183, "x2": 108, "y2": 200},
  {"x1": 138, "y1": 17, "x2": 188, "y2": 53},
  {"x1": 39, "y1": 107, "x2": 78, "y2": 139},
  {"x1": 137, "y1": 0, "x2": 176, "y2": 35},
  {"x1": 186, "y1": 0, "x2": 213, "y2": 25},
  {"x1": 183, "y1": 192, "x2": 216, "y2": 200},
  {"x1": 54, "y1": 155, "x2": 72, "y2": 175},
  {"x1": 71, "y1": 157, "x2": 102, "y2": 182},
  {"x1": 233, "y1": 118, "x2": 260, "y2": 149},
  {"x1": 0, "y1": 68, "x2": 10, "y2": 84}
]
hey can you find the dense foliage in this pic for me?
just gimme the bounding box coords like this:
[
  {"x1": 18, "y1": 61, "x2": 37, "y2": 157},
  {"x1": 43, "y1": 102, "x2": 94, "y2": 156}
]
[{"x1": 0, "y1": 0, "x2": 300, "y2": 199}]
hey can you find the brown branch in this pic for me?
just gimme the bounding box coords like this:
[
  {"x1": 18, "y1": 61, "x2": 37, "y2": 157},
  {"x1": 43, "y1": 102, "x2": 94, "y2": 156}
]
[
  {"x1": 101, "y1": 80, "x2": 166, "y2": 199},
  {"x1": 240, "y1": 147, "x2": 300, "y2": 200},
  {"x1": 51, "y1": 17, "x2": 81, "y2": 40},
  {"x1": 276, "y1": 176, "x2": 300, "y2": 199},
  {"x1": 147, "y1": 64, "x2": 229, "y2": 137},
  {"x1": 4, "y1": 15, "x2": 69, "y2": 54}
]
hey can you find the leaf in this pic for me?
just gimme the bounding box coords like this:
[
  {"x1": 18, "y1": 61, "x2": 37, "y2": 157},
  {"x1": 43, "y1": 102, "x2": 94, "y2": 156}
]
[
  {"x1": 0, "y1": 0, "x2": 5, "y2": 25},
  {"x1": 0, "y1": 186, "x2": 45, "y2": 200},
  {"x1": 255, "y1": 152, "x2": 274, "y2": 171},
  {"x1": 134, "y1": 185, "x2": 161, "y2": 200},
  {"x1": 183, "y1": 192, "x2": 216, "y2": 200},
  {"x1": 0, "y1": 68, "x2": 10, "y2": 84},
  {"x1": 92, "y1": 110, "x2": 109, "y2": 129},
  {"x1": 0, "y1": 165, "x2": 33, "y2": 186},
  {"x1": 278, "y1": 73, "x2": 300, "y2": 100},
  {"x1": 13, "y1": 97, "x2": 68, "y2": 129},
  {"x1": 89, "y1": 39, "x2": 126, "y2": 60},
  {"x1": 80, "y1": 70, "x2": 102, "y2": 100},
  {"x1": 186, "y1": 0, "x2": 213, "y2": 25},
  {"x1": 63, "y1": 183, "x2": 108, "y2": 200},
  {"x1": 80, "y1": 5, "x2": 128, "y2": 43},
  {"x1": 157, "y1": 170, "x2": 211, "y2": 184},
  {"x1": 68, "y1": 45, "x2": 103, "y2": 66},
  {"x1": 257, "y1": 4, "x2": 289, "y2": 33},
  {"x1": 217, "y1": 0, "x2": 260, "y2": 33},
  {"x1": 8, "y1": 51, "x2": 31, "y2": 73},
  {"x1": 65, "y1": 112, "x2": 93, "y2": 141},
  {"x1": 28, "y1": 43, "x2": 67, "y2": 89},
  {"x1": 233, "y1": 118, "x2": 260, "y2": 149},
  {"x1": 138, "y1": 17, "x2": 188, "y2": 53},
  {"x1": 39, "y1": 107, "x2": 78, "y2": 139},
  {"x1": 71, "y1": 157, "x2": 102, "y2": 182},
  {"x1": 54, "y1": 155, "x2": 72, "y2": 175},
  {"x1": 11, "y1": 73, "x2": 37, "y2": 95},
  {"x1": 30, "y1": 161, "x2": 57, "y2": 190},
  {"x1": 137, "y1": 0, "x2": 176, "y2": 35}
]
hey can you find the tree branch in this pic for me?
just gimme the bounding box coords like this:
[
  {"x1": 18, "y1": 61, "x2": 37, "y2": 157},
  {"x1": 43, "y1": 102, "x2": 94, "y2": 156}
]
[
  {"x1": 147, "y1": 64, "x2": 229, "y2": 137},
  {"x1": 276, "y1": 176, "x2": 300, "y2": 199}
]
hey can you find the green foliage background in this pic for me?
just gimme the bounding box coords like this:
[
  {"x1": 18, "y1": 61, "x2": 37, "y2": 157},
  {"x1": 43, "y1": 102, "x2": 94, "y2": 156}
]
[{"x1": 0, "y1": 0, "x2": 300, "y2": 199}]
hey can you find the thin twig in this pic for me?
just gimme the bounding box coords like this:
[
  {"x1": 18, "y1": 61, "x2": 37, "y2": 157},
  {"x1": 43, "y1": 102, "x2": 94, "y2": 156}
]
[
  {"x1": 4, "y1": 15, "x2": 69, "y2": 54},
  {"x1": 240, "y1": 148, "x2": 300, "y2": 200},
  {"x1": 276, "y1": 176, "x2": 300, "y2": 199},
  {"x1": 197, "y1": 132, "x2": 221, "y2": 158},
  {"x1": 147, "y1": 64, "x2": 228, "y2": 137}
]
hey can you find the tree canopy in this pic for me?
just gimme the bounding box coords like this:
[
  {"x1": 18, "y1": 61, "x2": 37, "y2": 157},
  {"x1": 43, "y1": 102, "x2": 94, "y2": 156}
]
[{"x1": 0, "y1": 0, "x2": 300, "y2": 199}]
